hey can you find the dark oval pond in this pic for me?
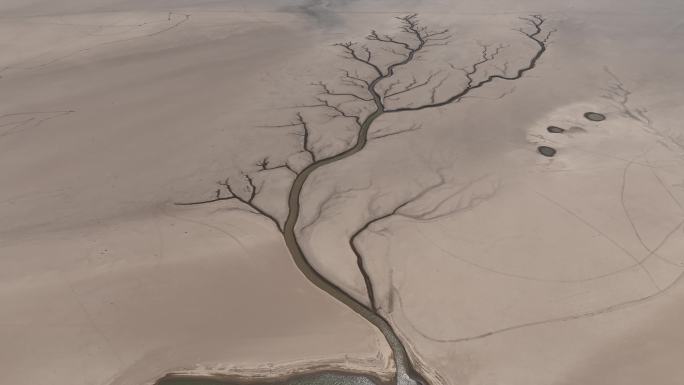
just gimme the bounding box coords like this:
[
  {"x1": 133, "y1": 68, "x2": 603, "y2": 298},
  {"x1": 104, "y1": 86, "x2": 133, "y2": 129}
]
[
  {"x1": 537, "y1": 146, "x2": 557, "y2": 157},
  {"x1": 546, "y1": 126, "x2": 565, "y2": 133},
  {"x1": 583, "y1": 112, "x2": 606, "y2": 121}
]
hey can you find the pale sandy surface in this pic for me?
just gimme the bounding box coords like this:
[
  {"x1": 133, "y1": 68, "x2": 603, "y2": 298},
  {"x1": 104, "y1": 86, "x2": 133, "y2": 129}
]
[
  {"x1": 0, "y1": 206, "x2": 393, "y2": 385},
  {"x1": 2, "y1": 1, "x2": 684, "y2": 385},
  {"x1": 0, "y1": 3, "x2": 395, "y2": 385}
]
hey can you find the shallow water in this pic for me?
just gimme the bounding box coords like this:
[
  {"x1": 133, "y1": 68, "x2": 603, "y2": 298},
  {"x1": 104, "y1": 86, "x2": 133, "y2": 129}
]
[
  {"x1": 584, "y1": 112, "x2": 606, "y2": 121},
  {"x1": 538, "y1": 146, "x2": 557, "y2": 157},
  {"x1": 155, "y1": 371, "x2": 382, "y2": 385}
]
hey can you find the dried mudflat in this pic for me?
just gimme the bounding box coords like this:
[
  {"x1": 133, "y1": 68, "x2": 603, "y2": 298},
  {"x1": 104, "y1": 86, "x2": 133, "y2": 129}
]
[{"x1": 2, "y1": 1, "x2": 684, "y2": 385}]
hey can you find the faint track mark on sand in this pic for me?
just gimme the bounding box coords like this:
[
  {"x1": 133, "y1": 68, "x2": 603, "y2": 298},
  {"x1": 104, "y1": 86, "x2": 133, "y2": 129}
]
[
  {"x1": 159, "y1": 204, "x2": 255, "y2": 260},
  {"x1": 0, "y1": 110, "x2": 75, "y2": 138},
  {"x1": 4, "y1": 12, "x2": 190, "y2": 73},
  {"x1": 391, "y1": 264, "x2": 684, "y2": 344}
]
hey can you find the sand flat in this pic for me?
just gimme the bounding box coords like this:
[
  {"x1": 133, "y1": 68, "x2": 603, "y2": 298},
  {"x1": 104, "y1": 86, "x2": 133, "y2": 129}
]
[{"x1": 2, "y1": 1, "x2": 684, "y2": 385}]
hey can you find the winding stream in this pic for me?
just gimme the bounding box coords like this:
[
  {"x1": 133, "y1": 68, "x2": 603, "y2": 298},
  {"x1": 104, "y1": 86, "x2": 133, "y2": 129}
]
[
  {"x1": 280, "y1": 111, "x2": 427, "y2": 385},
  {"x1": 158, "y1": 14, "x2": 552, "y2": 385},
  {"x1": 158, "y1": 76, "x2": 426, "y2": 385}
]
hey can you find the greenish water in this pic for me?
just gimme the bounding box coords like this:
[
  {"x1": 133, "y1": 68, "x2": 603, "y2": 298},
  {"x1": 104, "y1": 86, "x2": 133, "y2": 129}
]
[
  {"x1": 538, "y1": 145, "x2": 557, "y2": 157},
  {"x1": 156, "y1": 371, "x2": 382, "y2": 385},
  {"x1": 584, "y1": 112, "x2": 606, "y2": 121}
]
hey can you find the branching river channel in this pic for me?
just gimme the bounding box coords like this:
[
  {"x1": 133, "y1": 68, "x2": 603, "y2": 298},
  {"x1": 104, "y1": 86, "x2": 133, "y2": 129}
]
[{"x1": 157, "y1": 13, "x2": 552, "y2": 385}]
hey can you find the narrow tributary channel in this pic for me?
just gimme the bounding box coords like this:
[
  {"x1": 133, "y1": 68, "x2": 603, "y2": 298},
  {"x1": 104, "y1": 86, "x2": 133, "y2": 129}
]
[{"x1": 157, "y1": 83, "x2": 427, "y2": 385}]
